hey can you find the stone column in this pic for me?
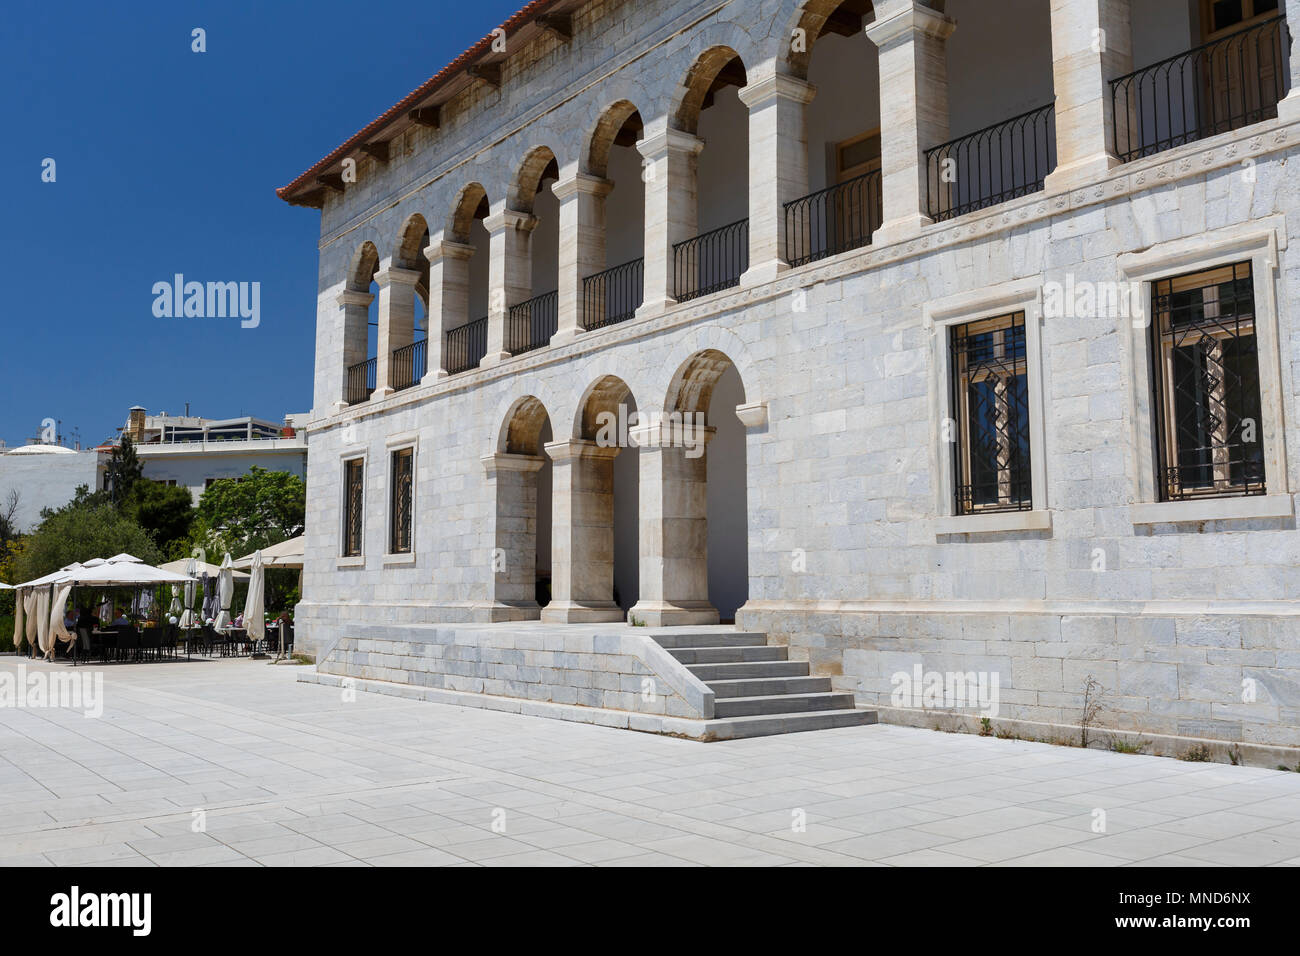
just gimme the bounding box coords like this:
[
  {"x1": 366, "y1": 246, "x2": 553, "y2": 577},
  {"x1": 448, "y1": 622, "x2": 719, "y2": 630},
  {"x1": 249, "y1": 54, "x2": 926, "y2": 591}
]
[
  {"x1": 540, "y1": 439, "x2": 624, "y2": 623},
  {"x1": 552, "y1": 170, "x2": 612, "y2": 343},
  {"x1": 334, "y1": 288, "x2": 372, "y2": 410},
  {"x1": 1278, "y1": 0, "x2": 1300, "y2": 123},
  {"x1": 1043, "y1": 0, "x2": 1132, "y2": 191},
  {"x1": 864, "y1": 0, "x2": 956, "y2": 244},
  {"x1": 636, "y1": 125, "x2": 705, "y2": 317},
  {"x1": 423, "y1": 236, "x2": 474, "y2": 383},
  {"x1": 482, "y1": 207, "x2": 537, "y2": 366},
  {"x1": 627, "y1": 417, "x2": 719, "y2": 627},
  {"x1": 372, "y1": 265, "x2": 421, "y2": 397},
  {"x1": 738, "y1": 62, "x2": 816, "y2": 285},
  {"x1": 482, "y1": 452, "x2": 546, "y2": 621}
]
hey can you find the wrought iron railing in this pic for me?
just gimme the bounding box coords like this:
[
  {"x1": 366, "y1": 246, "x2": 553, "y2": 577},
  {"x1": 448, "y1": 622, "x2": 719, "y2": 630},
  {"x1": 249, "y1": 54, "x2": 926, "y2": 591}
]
[
  {"x1": 507, "y1": 291, "x2": 558, "y2": 355},
  {"x1": 673, "y1": 218, "x2": 748, "y2": 302},
  {"x1": 784, "y1": 169, "x2": 883, "y2": 267},
  {"x1": 583, "y1": 257, "x2": 644, "y2": 331},
  {"x1": 445, "y1": 315, "x2": 488, "y2": 375},
  {"x1": 345, "y1": 357, "x2": 376, "y2": 405},
  {"x1": 925, "y1": 102, "x2": 1056, "y2": 222},
  {"x1": 1110, "y1": 15, "x2": 1289, "y2": 163},
  {"x1": 391, "y1": 338, "x2": 426, "y2": 391}
]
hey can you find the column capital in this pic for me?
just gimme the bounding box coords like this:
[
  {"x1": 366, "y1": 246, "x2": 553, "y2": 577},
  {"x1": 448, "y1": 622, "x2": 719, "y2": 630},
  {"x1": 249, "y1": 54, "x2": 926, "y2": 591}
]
[
  {"x1": 373, "y1": 265, "x2": 422, "y2": 288},
  {"x1": 551, "y1": 171, "x2": 613, "y2": 201},
  {"x1": 483, "y1": 207, "x2": 539, "y2": 234},
  {"x1": 424, "y1": 238, "x2": 476, "y2": 263},
  {"x1": 737, "y1": 70, "x2": 816, "y2": 110},
  {"x1": 480, "y1": 452, "x2": 546, "y2": 477},
  {"x1": 865, "y1": 1, "x2": 955, "y2": 46},
  {"x1": 734, "y1": 401, "x2": 769, "y2": 429},
  {"x1": 543, "y1": 438, "x2": 622, "y2": 463},
  {"x1": 636, "y1": 127, "x2": 705, "y2": 160},
  {"x1": 627, "y1": 418, "x2": 716, "y2": 449},
  {"x1": 336, "y1": 289, "x2": 374, "y2": 308}
]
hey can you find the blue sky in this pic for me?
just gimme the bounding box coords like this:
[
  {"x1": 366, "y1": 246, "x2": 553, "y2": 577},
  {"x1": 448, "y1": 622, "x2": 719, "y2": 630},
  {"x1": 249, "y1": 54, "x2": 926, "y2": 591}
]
[{"x1": 0, "y1": 0, "x2": 522, "y2": 448}]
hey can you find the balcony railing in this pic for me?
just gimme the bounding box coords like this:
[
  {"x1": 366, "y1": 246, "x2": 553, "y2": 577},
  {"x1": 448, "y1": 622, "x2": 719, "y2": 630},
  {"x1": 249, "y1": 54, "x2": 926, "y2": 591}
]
[
  {"x1": 583, "y1": 257, "x2": 644, "y2": 331},
  {"x1": 925, "y1": 102, "x2": 1056, "y2": 222},
  {"x1": 345, "y1": 357, "x2": 376, "y2": 405},
  {"x1": 507, "y1": 291, "x2": 558, "y2": 355},
  {"x1": 784, "y1": 169, "x2": 883, "y2": 267},
  {"x1": 445, "y1": 315, "x2": 488, "y2": 375},
  {"x1": 1111, "y1": 15, "x2": 1290, "y2": 163},
  {"x1": 673, "y1": 218, "x2": 748, "y2": 302},
  {"x1": 391, "y1": 338, "x2": 426, "y2": 391}
]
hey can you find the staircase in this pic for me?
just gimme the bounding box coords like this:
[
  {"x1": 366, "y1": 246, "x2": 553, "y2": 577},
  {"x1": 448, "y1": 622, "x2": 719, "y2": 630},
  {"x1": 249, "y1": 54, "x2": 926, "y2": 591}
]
[{"x1": 654, "y1": 630, "x2": 876, "y2": 739}]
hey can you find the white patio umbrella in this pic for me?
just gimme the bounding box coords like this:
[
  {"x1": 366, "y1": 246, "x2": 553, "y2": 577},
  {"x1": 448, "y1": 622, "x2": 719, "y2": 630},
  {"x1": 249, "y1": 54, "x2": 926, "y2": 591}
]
[
  {"x1": 159, "y1": 558, "x2": 248, "y2": 581},
  {"x1": 68, "y1": 563, "x2": 194, "y2": 587},
  {"x1": 243, "y1": 550, "x2": 265, "y2": 648},
  {"x1": 232, "y1": 536, "x2": 303, "y2": 570},
  {"x1": 47, "y1": 583, "x2": 74, "y2": 659},
  {"x1": 167, "y1": 584, "x2": 182, "y2": 620},
  {"x1": 215, "y1": 553, "x2": 234, "y2": 629},
  {"x1": 0, "y1": 582, "x2": 12, "y2": 589}
]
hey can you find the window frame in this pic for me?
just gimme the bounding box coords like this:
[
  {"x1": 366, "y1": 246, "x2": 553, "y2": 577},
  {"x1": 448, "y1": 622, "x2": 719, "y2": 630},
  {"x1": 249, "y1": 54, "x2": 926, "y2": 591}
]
[
  {"x1": 339, "y1": 453, "x2": 367, "y2": 563},
  {"x1": 925, "y1": 279, "x2": 1051, "y2": 535},
  {"x1": 1118, "y1": 219, "x2": 1293, "y2": 524},
  {"x1": 384, "y1": 432, "x2": 418, "y2": 564}
]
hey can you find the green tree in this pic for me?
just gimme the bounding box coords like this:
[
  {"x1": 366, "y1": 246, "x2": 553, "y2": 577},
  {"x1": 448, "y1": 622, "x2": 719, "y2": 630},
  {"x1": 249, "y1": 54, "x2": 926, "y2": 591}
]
[
  {"x1": 14, "y1": 497, "x2": 161, "y2": 584},
  {"x1": 195, "y1": 466, "x2": 305, "y2": 558},
  {"x1": 123, "y1": 481, "x2": 195, "y2": 554},
  {"x1": 104, "y1": 435, "x2": 143, "y2": 505}
]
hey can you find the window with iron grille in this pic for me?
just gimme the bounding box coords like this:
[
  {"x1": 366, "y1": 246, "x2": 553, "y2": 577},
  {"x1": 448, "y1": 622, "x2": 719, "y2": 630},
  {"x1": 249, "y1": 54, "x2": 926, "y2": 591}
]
[
  {"x1": 389, "y1": 447, "x2": 413, "y2": 554},
  {"x1": 1150, "y1": 261, "x2": 1265, "y2": 500},
  {"x1": 950, "y1": 311, "x2": 1032, "y2": 515},
  {"x1": 342, "y1": 457, "x2": 364, "y2": 557}
]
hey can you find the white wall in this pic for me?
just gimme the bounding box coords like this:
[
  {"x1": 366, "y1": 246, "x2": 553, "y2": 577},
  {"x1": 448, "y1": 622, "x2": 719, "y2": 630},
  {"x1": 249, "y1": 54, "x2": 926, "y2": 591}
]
[
  {"x1": 946, "y1": 0, "x2": 1055, "y2": 139},
  {"x1": 532, "y1": 178, "x2": 560, "y2": 297},
  {"x1": 468, "y1": 217, "x2": 491, "y2": 320},
  {"x1": 0, "y1": 451, "x2": 103, "y2": 532},
  {"x1": 697, "y1": 85, "x2": 749, "y2": 233},
  {"x1": 605, "y1": 142, "x2": 645, "y2": 268},
  {"x1": 706, "y1": 364, "x2": 747, "y2": 621},
  {"x1": 805, "y1": 30, "x2": 881, "y2": 193},
  {"x1": 140, "y1": 449, "x2": 307, "y2": 502}
]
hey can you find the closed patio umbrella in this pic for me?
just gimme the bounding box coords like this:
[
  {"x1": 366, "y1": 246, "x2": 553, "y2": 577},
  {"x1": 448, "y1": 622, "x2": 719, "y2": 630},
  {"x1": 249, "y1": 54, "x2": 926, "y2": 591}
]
[
  {"x1": 215, "y1": 554, "x2": 234, "y2": 629},
  {"x1": 180, "y1": 557, "x2": 197, "y2": 627},
  {"x1": 13, "y1": 589, "x2": 25, "y2": 651},
  {"x1": 243, "y1": 549, "x2": 265, "y2": 648},
  {"x1": 23, "y1": 590, "x2": 38, "y2": 655},
  {"x1": 201, "y1": 572, "x2": 216, "y2": 622},
  {"x1": 34, "y1": 589, "x2": 51, "y2": 657}
]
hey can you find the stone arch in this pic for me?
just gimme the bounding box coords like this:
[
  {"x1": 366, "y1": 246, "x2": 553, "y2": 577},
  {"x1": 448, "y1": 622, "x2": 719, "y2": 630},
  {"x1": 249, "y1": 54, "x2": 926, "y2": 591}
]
[
  {"x1": 509, "y1": 146, "x2": 560, "y2": 214},
  {"x1": 664, "y1": 348, "x2": 748, "y2": 417},
  {"x1": 574, "y1": 373, "x2": 636, "y2": 441},
  {"x1": 498, "y1": 395, "x2": 552, "y2": 456},
  {"x1": 347, "y1": 240, "x2": 380, "y2": 292},
  {"x1": 659, "y1": 323, "x2": 764, "y2": 413},
  {"x1": 584, "y1": 100, "x2": 643, "y2": 178},
  {"x1": 393, "y1": 212, "x2": 430, "y2": 270},
  {"x1": 447, "y1": 182, "x2": 490, "y2": 242},
  {"x1": 782, "y1": 0, "x2": 877, "y2": 79},
  {"x1": 672, "y1": 45, "x2": 748, "y2": 135}
]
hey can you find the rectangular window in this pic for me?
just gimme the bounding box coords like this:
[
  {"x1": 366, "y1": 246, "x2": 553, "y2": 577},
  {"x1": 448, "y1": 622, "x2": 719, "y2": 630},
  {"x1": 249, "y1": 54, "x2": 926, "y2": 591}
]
[
  {"x1": 389, "y1": 447, "x2": 413, "y2": 554},
  {"x1": 1150, "y1": 261, "x2": 1264, "y2": 501},
  {"x1": 342, "y1": 457, "x2": 364, "y2": 557},
  {"x1": 950, "y1": 311, "x2": 1032, "y2": 515}
]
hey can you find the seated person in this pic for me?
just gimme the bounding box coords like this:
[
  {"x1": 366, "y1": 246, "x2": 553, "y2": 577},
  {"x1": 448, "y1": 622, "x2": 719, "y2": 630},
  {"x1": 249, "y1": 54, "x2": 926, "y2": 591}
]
[
  {"x1": 76, "y1": 606, "x2": 96, "y2": 629},
  {"x1": 111, "y1": 608, "x2": 131, "y2": 627}
]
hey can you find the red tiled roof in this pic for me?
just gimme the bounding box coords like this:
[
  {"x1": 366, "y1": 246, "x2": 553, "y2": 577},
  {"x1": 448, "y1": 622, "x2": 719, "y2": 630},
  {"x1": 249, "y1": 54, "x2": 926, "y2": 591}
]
[{"x1": 277, "y1": 0, "x2": 564, "y2": 205}]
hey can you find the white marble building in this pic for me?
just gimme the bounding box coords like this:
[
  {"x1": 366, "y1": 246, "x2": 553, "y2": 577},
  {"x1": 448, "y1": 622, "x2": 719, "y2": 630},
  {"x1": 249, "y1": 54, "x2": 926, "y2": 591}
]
[{"x1": 281, "y1": 0, "x2": 1300, "y2": 756}]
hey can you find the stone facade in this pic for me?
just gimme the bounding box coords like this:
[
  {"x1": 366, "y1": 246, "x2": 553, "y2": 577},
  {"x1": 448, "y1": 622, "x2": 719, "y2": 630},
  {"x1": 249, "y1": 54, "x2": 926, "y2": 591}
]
[{"x1": 285, "y1": 0, "x2": 1300, "y2": 758}]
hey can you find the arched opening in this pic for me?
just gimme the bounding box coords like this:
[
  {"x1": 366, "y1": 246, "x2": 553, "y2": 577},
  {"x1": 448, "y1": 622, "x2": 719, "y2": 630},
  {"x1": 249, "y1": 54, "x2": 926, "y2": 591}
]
[
  {"x1": 390, "y1": 214, "x2": 431, "y2": 389},
  {"x1": 663, "y1": 349, "x2": 748, "y2": 622},
  {"x1": 489, "y1": 396, "x2": 553, "y2": 619},
  {"x1": 343, "y1": 241, "x2": 379, "y2": 404},
  {"x1": 541, "y1": 375, "x2": 638, "y2": 623},
  {"x1": 507, "y1": 147, "x2": 560, "y2": 353},
  {"x1": 582, "y1": 101, "x2": 645, "y2": 328},
  {"x1": 783, "y1": 0, "x2": 884, "y2": 263},
  {"x1": 445, "y1": 183, "x2": 490, "y2": 373},
  {"x1": 668, "y1": 47, "x2": 749, "y2": 300}
]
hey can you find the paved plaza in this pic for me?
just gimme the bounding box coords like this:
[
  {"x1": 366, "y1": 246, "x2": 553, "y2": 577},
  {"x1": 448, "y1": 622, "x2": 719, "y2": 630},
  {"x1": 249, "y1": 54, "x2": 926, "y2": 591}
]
[{"x1": 1, "y1": 656, "x2": 1298, "y2": 867}]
